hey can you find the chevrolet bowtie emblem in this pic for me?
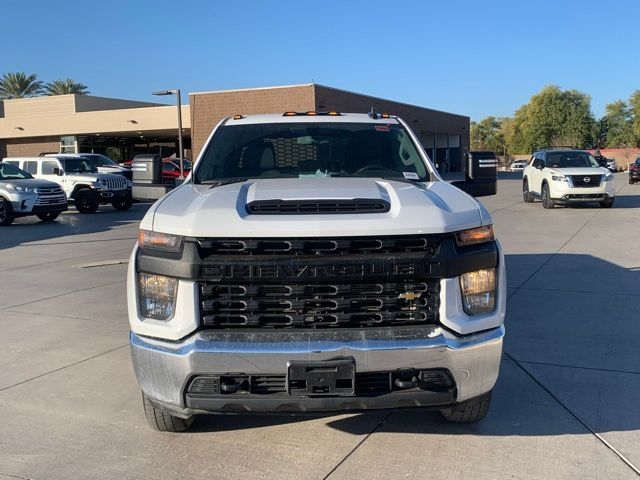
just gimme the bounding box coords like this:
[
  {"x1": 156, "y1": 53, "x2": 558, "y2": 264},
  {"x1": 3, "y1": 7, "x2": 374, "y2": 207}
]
[{"x1": 399, "y1": 291, "x2": 422, "y2": 301}]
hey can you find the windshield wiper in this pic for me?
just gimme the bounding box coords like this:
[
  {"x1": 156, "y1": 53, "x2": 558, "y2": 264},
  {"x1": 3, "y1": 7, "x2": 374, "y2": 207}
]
[{"x1": 202, "y1": 178, "x2": 248, "y2": 188}]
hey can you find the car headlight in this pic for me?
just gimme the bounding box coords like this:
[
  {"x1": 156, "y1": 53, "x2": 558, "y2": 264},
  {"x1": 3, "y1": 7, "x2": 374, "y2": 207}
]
[
  {"x1": 5, "y1": 184, "x2": 37, "y2": 193},
  {"x1": 460, "y1": 268, "x2": 497, "y2": 315},
  {"x1": 551, "y1": 175, "x2": 568, "y2": 182},
  {"x1": 138, "y1": 230, "x2": 183, "y2": 252},
  {"x1": 138, "y1": 273, "x2": 178, "y2": 320},
  {"x1": 456, "y1": 225, "x2": 494, "y2": 247},
  {"x1": 604, "y1": 172, "x2": 614, "y2": 181}
]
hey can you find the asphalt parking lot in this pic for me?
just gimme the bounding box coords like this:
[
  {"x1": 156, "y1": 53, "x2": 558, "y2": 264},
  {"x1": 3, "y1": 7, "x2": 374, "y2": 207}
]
[{"x1": 1, "y1": 172, "x2": 639, "y2": 480}]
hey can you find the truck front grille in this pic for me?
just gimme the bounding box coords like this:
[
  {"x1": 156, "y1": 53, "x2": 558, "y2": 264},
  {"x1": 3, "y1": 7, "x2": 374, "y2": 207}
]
[
  {"x1": 200, "y1": 280, "x2": 439, "y2": 329},
  {"x1": 103, "y1": 176, "x2": 127, "y2": 190},
  {"x1": 570, "y1": 175, "x2": 602, "y2": 187},
  {"x1": 35, "y1": 186, "x2": 67, "y2": 205}
]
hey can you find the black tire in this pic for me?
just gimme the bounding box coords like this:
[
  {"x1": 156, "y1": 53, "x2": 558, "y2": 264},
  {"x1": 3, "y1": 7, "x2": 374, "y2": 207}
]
[
  {"x1": 37, "y1": 211, "x2": 61, "y2": 222},
  {"x1": 541, "y1": 183, "x2": 555, "y2": 209},
  {"x1": 74, "y1": 189, "x2": 99, "y2": 214},
  {"x1": 112, "y1": 195, "x2": 133, "y2": 211},
  {"x1": 142, "y1": 394, "x2": 195, "y2": 432},
  {"x1": 523, "y1": 179, "x2": 534, "y2": 203},
  {"x1": 630, "y1": 177, "x2": 635, "y2": 185},
  {"x1": 600, "y1": 198, "x2": 614, "y2": 208},
  {"x1": 440, "y1": 390, "x2": 492, "y2": 423},
  {"x1": 0, "y1": 198, "x2": 15, "y2": 226}
]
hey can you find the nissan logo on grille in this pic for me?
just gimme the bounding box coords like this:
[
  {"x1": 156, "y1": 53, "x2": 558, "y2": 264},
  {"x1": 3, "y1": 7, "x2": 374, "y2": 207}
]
[{"x1": 583, "y1": 177, "x2": 591, "y2": 183}]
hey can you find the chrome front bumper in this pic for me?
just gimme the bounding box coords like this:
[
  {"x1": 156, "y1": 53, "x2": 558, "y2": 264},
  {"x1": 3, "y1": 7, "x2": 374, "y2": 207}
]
[{"x1": 130, "y1": 324, "x2": 504, "y2": 414}]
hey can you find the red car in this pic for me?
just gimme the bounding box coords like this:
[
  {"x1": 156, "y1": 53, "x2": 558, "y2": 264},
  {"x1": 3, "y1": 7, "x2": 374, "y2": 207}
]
[{"x1": 629, "y1": 157, "x2": 640, "y2": 184}]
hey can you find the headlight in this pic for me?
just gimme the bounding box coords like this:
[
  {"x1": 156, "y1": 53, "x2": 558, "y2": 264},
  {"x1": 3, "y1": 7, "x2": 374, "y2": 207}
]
[
  {"x1": 138, "y1": 230, "x2": 183, "y2": 252},
  {"x1": 138, "y1": 273, "x2": 178, "y2": 320},
  {"x1": 460, "y1": 268, "x2": 497, "y2": 315},
  {"x1": 456, "y1": 225, "x2": 494, "y2": 247},
  {"x1": 604, "y1": 172, "x2": 614, "y2": 181},
  {"x1": 6, "y1": 184, "x2": 37, "y2": 193},
  {"x1": 551, "y1": 175, "x2": 568, "y2": 182}
]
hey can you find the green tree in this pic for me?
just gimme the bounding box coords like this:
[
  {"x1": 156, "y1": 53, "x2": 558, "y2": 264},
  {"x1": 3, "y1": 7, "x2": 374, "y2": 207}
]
[
  {"x1": 0, "y1": 72, "x2": 44, "y2": 99},
  {"x1": 628, "y1": 90, "x2": 640, "y2": 143},
  {"x1": 509, "y1": 85, "x2": 595, "y2": 153},
  {"x1": 600, "y1": 100, "x2": 635, "y2": 148},
  {"x1": 44, "y1": 78, "x2": 89, "y2": 95},
  {"x1": 470, "y1": 116, "x2": 506, "y2": 154}
]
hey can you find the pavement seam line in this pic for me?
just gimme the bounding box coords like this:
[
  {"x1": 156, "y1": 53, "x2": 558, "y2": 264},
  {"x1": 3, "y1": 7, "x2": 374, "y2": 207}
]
[
  {"x1": 18, "y1": 237, "x2": 137, "y2": 247},
  {"x1": 322, "y1": 412, "x2": 393, "y2": 479},
  {"x1": 516, "y1": 359, "x2": 640, "y2": 376},
  {"x1": 0, "y1": 280, "x2": 125, "y2": 311},
  {"x1": 514, "y1": 286, "x2": 638, "y2": 298},
  {"x1": 0, "y1": 344, "x2": 128, "y2": 393},
  {"x1": 0, "y1": 472, "x2": 33, "y2": 480},
  {"x1": 3, "y1": 309, "x2": 108, "y2": 322},
  {"x1": 504, "y1": 352, "x2": 640, "y2": 476}
]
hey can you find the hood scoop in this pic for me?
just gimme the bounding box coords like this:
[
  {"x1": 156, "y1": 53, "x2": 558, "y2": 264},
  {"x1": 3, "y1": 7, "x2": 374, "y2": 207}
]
[{"x1": 245, "y1": 198, "x2": 391, "y2": 215}]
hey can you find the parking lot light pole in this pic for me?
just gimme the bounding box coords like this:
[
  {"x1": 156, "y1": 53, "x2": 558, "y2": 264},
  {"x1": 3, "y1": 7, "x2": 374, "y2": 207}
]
[{"x1": 152, "y1": 89, "x2": 184, "y2": 179}]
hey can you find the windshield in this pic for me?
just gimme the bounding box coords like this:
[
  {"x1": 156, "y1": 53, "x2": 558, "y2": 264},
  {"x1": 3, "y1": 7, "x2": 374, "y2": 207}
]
[
  {"x1": 195, "y1": 122, "x2": 430, "y2": 183},
  {"x1": 0, "y1": 163, "x2": 33, "y2": 180},
  {"x1": 546, "y1": 152, "x2": 600, "y2": 168},
  {"x1": 83, "y1": 155, "x2": 117, "y2": 167},
  {"x1": 62, "y1": 158, "x2": 97, "y2": 173}
]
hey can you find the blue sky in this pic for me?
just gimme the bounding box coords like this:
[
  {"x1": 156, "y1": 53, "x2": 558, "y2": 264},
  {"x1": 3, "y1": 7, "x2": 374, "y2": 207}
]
[{"x1": 2, "y1": 0, "x2": 639, "y2": 120}]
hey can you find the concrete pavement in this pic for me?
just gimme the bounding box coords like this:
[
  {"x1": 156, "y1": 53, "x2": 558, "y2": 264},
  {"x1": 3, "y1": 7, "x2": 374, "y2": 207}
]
[{"x1": 1, "y1": 173, "x2": 639, "y2": 479}]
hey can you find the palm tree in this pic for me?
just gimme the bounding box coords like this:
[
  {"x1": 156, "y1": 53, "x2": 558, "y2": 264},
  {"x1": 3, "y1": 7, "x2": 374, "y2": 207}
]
[
  {"x1": 0, "y1": 72, "x2": 44, "y2": 99},
  {"x1": 44, "y1": 78, "x2": 90, "y2": 95}
]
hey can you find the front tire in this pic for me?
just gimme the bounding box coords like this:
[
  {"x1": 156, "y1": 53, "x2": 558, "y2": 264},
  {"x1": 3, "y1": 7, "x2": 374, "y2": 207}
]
[
  {"x1": 440, "y1": 391, "x2": 492, "y2": 423},
  {"x1": 74, "y1": 189, "x2": 99, "y2": 214},
  {"x1": 142, "y1": 394, "x2": 195, "y2": 432},
  {"x1": 523, "y1": 179, "x2": 534, "y2": 203},
  {"x1": 112, "y1": 195, "x2": 133, "y2": 211},
  {"x1": 0, "y1": 198, "x2": 15, "y2": 226},
  {"x1": 37, "y1": 211, "x2": 61, "y2": 222},
  {"x1": 541, "y1": 183, "x2": 555, "y2": 209},
  {"x1": 600, "y1": 198, "x2": 614, "y2": 208}
]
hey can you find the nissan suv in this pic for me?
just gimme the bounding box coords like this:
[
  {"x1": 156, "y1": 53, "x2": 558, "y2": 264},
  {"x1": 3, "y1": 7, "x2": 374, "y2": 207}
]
[
  {"x1": 522, "y1": 148, "x2": 615, "y2": 208},
  {"x1": 0, "y1": 162, "x2": 67, "y2": 225},
  {"x1": 3, "y1": 156, "x2": 133, "y2": 213},
  {"x1": 128, "y1": 112, "x2": 505, "y2": 432}
]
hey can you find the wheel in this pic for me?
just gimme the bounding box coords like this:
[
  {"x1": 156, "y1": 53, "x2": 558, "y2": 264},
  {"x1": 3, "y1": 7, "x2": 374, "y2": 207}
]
[
  {"x1": 74, "y1": 189, "x2": 99, "y2": 214},
  {"x1": 522, "y1": 179, "x2": 534, "y2": 203},
  {"x1": 600, "y1": 198, "x2": 614, "y2": 208},
  {"x1": 440, "y1": 390, "x2": 492, "y2": 423},
  {"x1": 541, "y1": 183, "x2": 555, "y2": 209},
  {"x1": 0, "y1": 198, "x2": 15, "y2": 226},
  {"x1": 112, "y1": 195, "x2": 133, "y2": 211},
  {"x1": 630, "y1": 177, "x2": 636, "y2": 185},
  {"x1": 142, "y1": 394, "x2": 195, "y2": 432},
  {"x1": 37, "y1": 211, "x2": 60, "y2": 222}
]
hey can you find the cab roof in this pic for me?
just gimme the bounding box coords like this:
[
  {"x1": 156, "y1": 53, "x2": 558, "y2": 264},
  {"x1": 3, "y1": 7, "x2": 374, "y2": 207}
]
[{"x1": 225, "y1": 112, "x2": 401, "y2": 126}]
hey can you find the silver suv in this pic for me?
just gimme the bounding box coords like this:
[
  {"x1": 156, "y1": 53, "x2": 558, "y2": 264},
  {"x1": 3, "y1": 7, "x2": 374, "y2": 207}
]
[{"x1": 0, "y1": 162, "x2": 68, "y2": 225}]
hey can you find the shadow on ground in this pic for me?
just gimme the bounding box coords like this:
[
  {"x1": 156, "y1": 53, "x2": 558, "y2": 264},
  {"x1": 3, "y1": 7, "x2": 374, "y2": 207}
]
[{"x1": 0, "y1": 203, "x2": 150, "y2": 250}]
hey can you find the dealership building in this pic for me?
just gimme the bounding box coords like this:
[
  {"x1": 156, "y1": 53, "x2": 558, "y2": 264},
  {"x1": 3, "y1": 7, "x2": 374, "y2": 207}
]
[{"x1": 0, "y1": 84, "x2": 470, "y2": 171}]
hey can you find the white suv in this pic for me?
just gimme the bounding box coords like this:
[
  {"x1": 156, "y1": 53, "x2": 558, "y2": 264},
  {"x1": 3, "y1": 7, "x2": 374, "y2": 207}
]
[
  {"x1": 3, "y1": 156, "x2": 132, "y2": 213},
  {"x1": 522, "y1": 148, "x2": 615, "y2": 208}
]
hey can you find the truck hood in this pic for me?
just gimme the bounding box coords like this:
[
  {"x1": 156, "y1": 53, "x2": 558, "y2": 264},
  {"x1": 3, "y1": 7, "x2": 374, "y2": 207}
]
[
  {"x1": 148, "y1": 178, "x2": 487, "y2": 237},
  {"x1": 66, "y1": 172, "x2": 122, "y2": 182},
  {"x1": 97, "y1": 165, "x2": 129, "y2": 174},
  {"x1": 0, "y1": 178, "x2": 61, "y2": 189}
]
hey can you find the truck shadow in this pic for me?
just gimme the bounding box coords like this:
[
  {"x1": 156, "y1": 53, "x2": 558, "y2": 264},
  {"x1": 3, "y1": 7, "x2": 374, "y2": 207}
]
[
  {"x1": 0, "y1": 203, "x2": 150, "y2": 250},
  {"x1": 192, "y1": 253, "x2": 640, "y2": 438}
]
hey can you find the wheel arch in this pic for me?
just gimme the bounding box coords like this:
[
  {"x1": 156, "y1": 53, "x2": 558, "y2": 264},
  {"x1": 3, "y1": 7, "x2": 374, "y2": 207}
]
[{"x1": 70, "y1": 184, "x2": 93, "y2": 199}]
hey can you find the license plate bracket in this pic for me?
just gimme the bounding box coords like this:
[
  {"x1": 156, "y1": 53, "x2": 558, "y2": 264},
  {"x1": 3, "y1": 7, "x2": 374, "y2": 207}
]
[{"x1": 287, "y1": 358, "x2": 355, "y2": 396}]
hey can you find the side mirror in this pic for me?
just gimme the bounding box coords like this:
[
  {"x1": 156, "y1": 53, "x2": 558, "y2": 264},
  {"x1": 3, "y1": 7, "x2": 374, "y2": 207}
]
[
  {"x1": 599, "y1": 160, "x2": 608, "y2": 167},
  {"x1": 52, "y1": 167, "x2": 63, "y2": 176},
  {"x1": 451, "y1": 151, "x2": 497, "y2": 197},
  {"x1": 535, "y1": 163, "x2": 544, "y2": 170}
]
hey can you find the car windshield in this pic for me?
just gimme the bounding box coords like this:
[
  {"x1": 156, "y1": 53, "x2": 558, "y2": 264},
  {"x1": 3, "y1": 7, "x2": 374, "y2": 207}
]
[
  {"x1": 0, "y1": 163, "x2": 33, "y2": 180},
  {"x1": 546, "y1": 152, "x2": 600, "y2": 168},
  {"x1": 195, "y1": 122, "x2": 430, "y2": 182},
  {"x1": 83, "y1": 155, "x2": 117, "y2": 167},
  {"x1": 62, "y1": 158, "x2": 97, "y2": 173}
]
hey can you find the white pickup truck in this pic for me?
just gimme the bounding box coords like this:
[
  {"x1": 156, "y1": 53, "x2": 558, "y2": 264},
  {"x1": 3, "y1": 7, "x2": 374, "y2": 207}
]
[{"x1": 128, "y1": 111, "x2": 505, "y2": 431}]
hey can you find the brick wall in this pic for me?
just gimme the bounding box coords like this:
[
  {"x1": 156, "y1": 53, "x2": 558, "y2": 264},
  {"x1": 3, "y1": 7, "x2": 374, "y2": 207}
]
[
  {"x1": 3, "y1": 136, "x2": 60, "y2": 158},
  {"x1": 190, "y1": 85, "x2": 315, "y2": 157}
]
